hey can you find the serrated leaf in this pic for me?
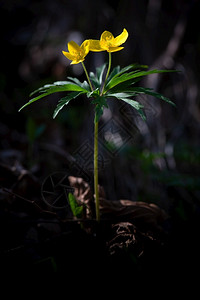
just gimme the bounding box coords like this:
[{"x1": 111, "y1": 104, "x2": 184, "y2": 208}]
[
  {"x1": 118, "y1": 98, "x2": 146, "y2": 121},
  {"x1": 67, "y1": 77, "x2": 90, "y2": 91},
  {"x1": 104, "y1": 79, "x2": 139, "y2": 95},
  {"x1": 92, "y1": 96, "x2": 108, "y2": 122},
  {"x1": 68, "y1": 193, "x2": 83, "y2": 218},
  {"x1": 87, "y1": 89, "x2": 100, "y2": 98},
  {"x1": 91, "y1": 96, "x2": 108, "y2": 107},
  {"x1": 18, "y1": 92, "x2": 53, "y2": 112},
  {"x1": 109, "y1": 92, "x2": 146, "y2": 121},
  {"x1": 126, "y1": 87, "x2": 176, "y2": 106},
  {"x1": 107, "y1": 65, "x2": 120, "y2": 82},
  {"x1": 96, "y1": 63, "x2": 107, "y2": 84},
  {"x1": 94, "y1": 105, "x2": 105, "y2": 122},
  {"x1": 105, "y1": 70, "x2": 140, "y2": 91},
  {"x1": 106, "y1": 63, "x2": 148, "y2": 87},
  {"x1": 105, "y1": 69, "x2": 178, "y2": 91},
  {"x1": 19, "y1": 82, "x2": 88, "y2": 112},
  {"x1": 53, "y1": 91, "x2": 82, "y2": 119},
  {"x1": 106, "y1": 92, "x2": 135, "y2": 98},
  {"x1": 89, "y1": 64, "x2": 107, "y2": 90},
  {"x1": 30, "y1": 81, "x2": 88, "y2": 96},
  {"x1": 89, "y1": 72, "x2": 100, "y2": 89}
]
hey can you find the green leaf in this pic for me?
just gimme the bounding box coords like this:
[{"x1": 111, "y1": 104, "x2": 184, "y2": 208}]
[
  {"x1": 106, "y1": 63, "x2": 148, "y2": 87},
  {"x1": 118, "y1": 63, "x2": 148, "y2": 74},
  {"x1": 96, "y1": 63, "x2": 107, "y2": 84},
  {"x1": 107, "y1": 91, "x2": 146, "y2": 120},
  {"x1": 30, "y1": 81, "x2": 88, "y2": 96},
  {"x1": 19, "y1": 81, "x2": 88, "y2": 112},
  {"x1": 106, "y1": 92, "x2": 135, "y2": 99},
  {"x1": 95, "y1": 105, "x2": 104, "y2": 122},
  {"x1": 92, "y1": 96, "x2": 108, "y2": 122},
  {"x1": 87, "y1": 88, "x2": 100, "y2": 98},
  {"x1": 105, "y1": 71, "x2": 140, "y2": 91},
  {"x1": 107, "y1": 65, "x2": 120, "y2": 82},
  {"x1": 18, "y1": 92, "x2": 53, "y2": 112},
  {"x1": 53, "y1": 91, "x2": 83, "y2": 119},
  {"x1": 89, "y1": 72, "x2": 100, "y2": 89},
  {"x1": 89, "y1": 64, "x2": 107, "y2": 91},
  {"x1": 127, "y1": 87, "x2": 176, "y2": 106},
  {"x1": 92, "y1": 96, "x2": 108, "y2": 107},
  {"x1": 68, "y1": 193, "x2": 83, "y2": 218},
  {"x1": 117, "y1": 98, "x2": 146, "y2": 121},
  {"x1": 104, "y1": 79, "x2": 139, "y2": 94},
  {"x1": 105, "y1": 69, "x2": 178, "y2": 91},
  {"x1": 67, "y1": 77, "x2": 90, "y2": 91}
]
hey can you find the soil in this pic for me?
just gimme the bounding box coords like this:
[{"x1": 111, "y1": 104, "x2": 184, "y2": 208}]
[{"x1": 0, "y1": 161, "x2": 199, "y2": 294}]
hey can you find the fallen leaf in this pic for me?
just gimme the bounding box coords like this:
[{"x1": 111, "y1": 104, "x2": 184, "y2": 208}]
[{"x1": 68, "y1": 176, "x2": 94, "y2": 218}]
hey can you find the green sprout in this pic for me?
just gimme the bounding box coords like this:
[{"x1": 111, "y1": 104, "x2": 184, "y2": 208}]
[{"x1": 19, "y1": 28, "x2": 177, "y2": 222}]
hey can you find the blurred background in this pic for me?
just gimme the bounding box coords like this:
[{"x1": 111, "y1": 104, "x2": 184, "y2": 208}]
[{"x1": 0, "y1": 0, "x2": 200, "y2": 278}]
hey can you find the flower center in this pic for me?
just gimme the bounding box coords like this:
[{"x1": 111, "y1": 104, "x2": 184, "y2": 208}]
[{"x1": 73, "y1": 49, "x2": 84, "y2": 60}]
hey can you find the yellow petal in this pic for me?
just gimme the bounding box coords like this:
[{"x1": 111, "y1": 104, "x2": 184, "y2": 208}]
[
  {"x1": 81, "y1": 40, "x2": 90, "y2": 55},
  {"x1": 107, "y1": 46, "x2": 124, "y2": 52},
  {"x1": 62, "y1": 51, "x2": 75, "y2": 61},
  {"x1": 70, "y1": 58, "x2": 84, "y2": 65},
  {"x1": 112, "y1": 28, "x2": 128, "y2": 47},
  {"x1": 68, "y1": 41, "x2": 81, "y2": 54},
  {"x1": 100, "y1": 31, "x2": 114, "y2": 42},
  {"x1": 88, "y1": 39, "x2": 104, "y2": 52}
]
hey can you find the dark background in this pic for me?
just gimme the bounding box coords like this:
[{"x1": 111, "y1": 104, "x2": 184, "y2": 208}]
[{"x1": 0, "y1": 0, "x2": 200, "y2": 287}]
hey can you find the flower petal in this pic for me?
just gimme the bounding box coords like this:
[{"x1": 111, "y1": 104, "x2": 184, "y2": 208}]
[
  {"x1": 88, "y1": 39, "x2": 104, "y2": 52},
  {"x1": 70, "y1": 58, "x2": 85, "y2": 65},
  {"x1": 112, "y1": 28, "x2": 128, "y2": 46},
  {"x1": 107, "y1": 46, "x2": 124, "y2": 52},
  {"x1": 62, "y1": 51, "x2": 75, "y2": 61},
  {"x1": 81, "y1": 39, "x2": 90, "y2": 55},
  {"x1": 100, "y1": 31, "x2": 114, "y2": 42},
  {"x1": 68, "y1": 41, "x2": 81, "y2": 54}
]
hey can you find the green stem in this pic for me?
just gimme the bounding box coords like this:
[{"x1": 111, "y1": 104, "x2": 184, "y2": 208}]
[
  {"x1": 81, "y1": 62, "x2": 93, "y2": 92},
  {"x1": 94, "y1": 113, "x2": 100, "y2": 221},
  {"x1": 81, "y1": 61, "x2": 100, "y2": 221},
  {"x1": 101, "y1": 52, "x2": 112, "y2": 95},
  {"x1": 93, "y1": 52, "x2": 111, "y2": 221}
]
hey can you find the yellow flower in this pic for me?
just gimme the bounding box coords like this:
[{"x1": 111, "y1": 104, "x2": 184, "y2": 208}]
[
  {"x1": 89, "y1": 28, "x2": 128, "y2": 53},
  {"x1": 62, "y1": 40, "x2": 90, "y2": 64}
]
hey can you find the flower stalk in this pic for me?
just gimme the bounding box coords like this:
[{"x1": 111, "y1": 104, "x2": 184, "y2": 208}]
[
  {"x1": 81, "y1": 61, "x2": 100, "y2": 221},
  {"x1": 81, "y1": 62, "x2": 93, "y2": 92},
  {"x1": 101, "y1": 52, "x2": 111, "y2": 95},
  {"x1": 94, "y1": 113, "x2": 99, "y2": 221}
]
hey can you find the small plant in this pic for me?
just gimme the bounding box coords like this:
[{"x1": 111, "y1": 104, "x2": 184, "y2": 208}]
[{"x1": 19, "y1": 28, "x2": 177, "y2": 221}]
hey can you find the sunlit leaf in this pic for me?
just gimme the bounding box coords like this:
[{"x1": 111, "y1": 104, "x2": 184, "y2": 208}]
[
  {"x1": 107, "y1": 65, "x2": 120, "y2": 82},
  {"x1": 19, "y1": 81, "x2": 88, "y2": 112},
  {"x1": 67, "y1": 77, "x2": 90, "y2": 91},
  {"x1": 89, "y1": 64, "x2": 107, "y2": 91},
  {"x1": 53, "y1": 91, "x2": 83, "y2": 119},
  {"x1": 106, "y1": 63, "x2": 148, "y2": 86},
  {"x1": 89, "y1": 72, "x2": 100, "y2": 89},
  {"x1": 68, "y1": 193, "x2": 83, "y2": 218},
  {"x1": 125, "y1": 87, "x2": 176, "y2": 106},
  {"x1": 106, "y1": 92, "x2": 135, "y2": 98},
  {"x1": 109, "y1": 94, "x2": 146, "y2": 121},
  {"x1": 96, "y1": 63, "x2": 107, "y2": 84},
  {"x1": 121, "y1": 99, "x2": 146, "y2": 121},
  {"x1": 105, "y1": 69, "x2": 178, "y2": 91},
  {"x1": 87, "y1": 88, "x2": 100, "y2": 98}
]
